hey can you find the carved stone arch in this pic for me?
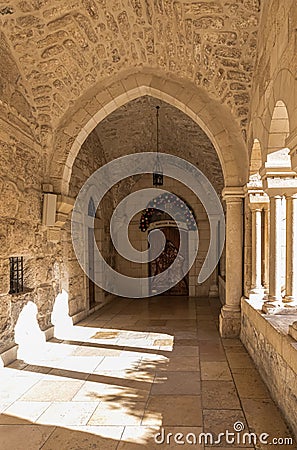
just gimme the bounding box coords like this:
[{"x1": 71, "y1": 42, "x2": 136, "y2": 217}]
[
  {"x1": 49, "y1": 71, "x2": 249, "y2": 195},
  {"x1": 265, "y1": 100, "x2": 290, "y2": 166},
  {"x1": 249, "y1": 68, "x2": 296, "y2": 165}
]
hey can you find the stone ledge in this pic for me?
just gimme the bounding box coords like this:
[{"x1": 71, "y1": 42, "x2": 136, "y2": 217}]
[
  {"x1": 262, "y1": 302, "x2": 297, "y2": 315},
  {"x1": 241, "y1": 297, "x2": 297, "y2": 374},
  {"x1": 289, "y1": 322, "x2": 297, "y2": 341},
  {"x1": 241, "y1": 297, "x2": 297, "y2": 440}
]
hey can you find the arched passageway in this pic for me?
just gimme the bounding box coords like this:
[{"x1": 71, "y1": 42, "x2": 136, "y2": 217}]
[{"x1": 1, "y1": 1, "x2": 297, "y2": 444}]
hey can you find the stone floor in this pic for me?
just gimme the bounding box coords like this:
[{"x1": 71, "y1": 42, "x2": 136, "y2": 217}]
[{"x1": 0, "y1": 296, "x2": 295, "y2": 450}]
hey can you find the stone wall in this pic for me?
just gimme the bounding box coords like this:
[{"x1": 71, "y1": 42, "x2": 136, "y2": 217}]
[
  {"x1": 0, "y1": 116, "x2": 61, "y2": 352},
  {"x1": 0, "y1": 114, "x2": 116, "y2": 353},
  {"x1": 67, "y1": 130, "x2": 116, "y2": 315},
  {"x1": 241, "y1": 299, "x2": 297, "y2": 440},
  {"x1": 248, "y1": 0, "x2": 296, "y2": 157}
]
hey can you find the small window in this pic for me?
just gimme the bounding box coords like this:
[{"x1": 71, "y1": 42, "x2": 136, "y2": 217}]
[
  {"x1": 9, "y1": 257, "x2": 24, "y2": 294},
  {"x1": 88, "y1": 197, "x2": 96, "y2": 217}
]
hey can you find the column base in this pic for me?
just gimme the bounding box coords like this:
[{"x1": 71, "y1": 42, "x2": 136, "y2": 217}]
[
  {"x1": 283, "y1": 296, "x2": 296, "y2": 304},
  {"x1": 209, "y1": 284, "x2": 219, "y2": 298},
  {"x1": 262, "y1": 301, "x2": 297, "y2": 315},
  {"x1": 249, "y1": 286, "x2": 264, "y2": 300},
  {"x1": 219, "y1": 307, "x2": 241, "y2": 338}
]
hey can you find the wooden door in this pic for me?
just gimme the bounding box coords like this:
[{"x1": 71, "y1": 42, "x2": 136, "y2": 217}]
[{"x1": 149, "y1": 227, "x2": 189, "y2": 296}]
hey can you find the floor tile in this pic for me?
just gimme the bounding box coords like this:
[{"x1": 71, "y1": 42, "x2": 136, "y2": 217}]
[
  {"x1": 232, "y1": 368, "x2": 271, "y2": 399},
  {"x1": 0, "y1": 296, "x2": 294, "y2": 449},
  {"x1": 19, "y1": 380, "x2": 84, "y2": 402},
  {"x1": 241, "y1": 398, "x2": 294, "y2": 439},
  {"x1": 1, "y1": 401, "x2": 51, "y2": 423},
  {"x1": 142, "y1": 395, "x2": 203, "y2": 426},
  {"x1": 226, "y1": 352, "x2": 254, "y2": 369},
  {"x1": 201, "y1": 361, "x2": 232, "y2": 381},
  {"x1": 202, "y1": 381, "x2": 241, "y2": 409},
  {"x1": 88, "y1": 402, "x2": 146, "y2": 426},
  {"x1": 151, "y1": 371, "x2": 201, "y2": 395},
  {"x1": 0, "y1": 424, "x2": 55, "y2": 450},
  {"x1": 118, "y1": 426, "x2": 204, "y2": 449},
  {"x1": 37, "y1": 402, "x2": 98, "y2": 426},
  {"x1": 41, "y1": 426, "x2": 119, "y2": 450},
  {"x1": 203, "y1": 409, "x2": 249, "y2": 447}
]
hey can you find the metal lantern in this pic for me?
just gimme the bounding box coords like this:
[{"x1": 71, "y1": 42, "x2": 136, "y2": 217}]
[{"x1": 153, "y1": 105, "x2": 163, "y2": 186}]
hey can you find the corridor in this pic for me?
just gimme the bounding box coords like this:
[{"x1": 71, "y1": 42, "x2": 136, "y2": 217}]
[{"x1": 0, "y1": 296, "x2": 295, "y2": 450}]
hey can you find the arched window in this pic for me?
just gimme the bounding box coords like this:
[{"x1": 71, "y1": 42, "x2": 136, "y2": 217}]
[{"x1": 88, "y1": 197, "x2": 96, "y2": 217}]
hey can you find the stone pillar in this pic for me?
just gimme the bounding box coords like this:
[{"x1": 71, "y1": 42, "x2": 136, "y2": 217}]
[
  {"x1": 284, "y1": 194, "x2": 297, "y2": 303},
  {"x1": 267, "y1": 195, "x2": 283, "y2": 303},
  {"x1": 260, "y1": 161, "x2": 297, "y2": 313},
  {"x1": 219, "y1": 188, "x2": 244, "y2": 338},
  {"x1": 249, "y1": 206, "x2": 263, "y2": 295},
  {"x1": 243, "y1": 197, "x2": 252, "y2": 298},
  {"x1": 262, "y1": 205, "x2": 270, "y2": 296}
]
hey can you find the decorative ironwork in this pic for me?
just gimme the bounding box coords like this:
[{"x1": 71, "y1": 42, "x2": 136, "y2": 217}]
[
  {"x1": 139, "y1": 192, "x2": 197, "y2": 232},
  {"x1": 9, "y1": 257, "x2": 24, "y2": 294}
]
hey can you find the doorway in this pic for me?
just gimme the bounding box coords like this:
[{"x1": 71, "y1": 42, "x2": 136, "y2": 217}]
[{"x1": 149, "y1": 227, "x2": 189, "y2": 296}]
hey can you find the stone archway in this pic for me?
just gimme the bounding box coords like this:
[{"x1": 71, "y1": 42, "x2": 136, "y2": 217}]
[
  {"x1": 249, "y1": 68, "x2": 296, "y2": 167},
  {"x1": 47, "y1": 70, "x2": 251, "y2": 338},
  {"x1": 48, "y1": 70, "x2": 249, "y2": 194}
]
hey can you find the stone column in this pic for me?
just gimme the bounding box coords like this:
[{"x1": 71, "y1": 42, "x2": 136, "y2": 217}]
[
  {"x1": 267, "y1": 195, "x2": 283, "y2": 303},
  {"x1": 260, "y1": 161, "x2": 297, "y2": 313},
  {"x1": 243, "y1": 197, "x2": 252, "y2": 298},
  {"x1": 249, "y1": 206, "x2": 263, "y2": 295},
  {"x1": 284, "y1": 194, "x2": 297, "y2": 303},
  {"x1": 262, "y1": 205, "x2": 270, "y2": 296},
  {"x1": 219, "y1": 188, "x2": 244, "y2": 338}
]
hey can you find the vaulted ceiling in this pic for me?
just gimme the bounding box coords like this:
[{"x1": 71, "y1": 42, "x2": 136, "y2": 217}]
[
  {"x1": 95, "y1": 95, "x2": 224, "y2": 193},
  {"x1": 0, "y1": 0, "x2": 261, "y2": 138}
]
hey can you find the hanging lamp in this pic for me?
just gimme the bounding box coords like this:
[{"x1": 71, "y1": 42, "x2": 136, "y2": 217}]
[{"x1": 153, "y1": 105, "x2": 163, "y2": 186}]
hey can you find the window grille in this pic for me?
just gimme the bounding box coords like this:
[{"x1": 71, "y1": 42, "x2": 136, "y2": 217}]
[{"x1": 9, "y1": 257, "x2": 24, "y2": 294}]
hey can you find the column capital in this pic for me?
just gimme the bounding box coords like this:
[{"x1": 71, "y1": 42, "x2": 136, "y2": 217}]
[
  {"x1": 248, "y1": 190, "x2": 269, "y2": 210},
  {"x1": 249, "y1": 204, "x2": 263, "y2": 212},
  {"x1": 260, "y1": 164, "x2": 297, "y2": 196},
  {"x1": 285, "y1": 192, "x2": 297, "y2": 200},
  {"x1": 222, "y1": 186, "x2": 245, "y2": 202}
]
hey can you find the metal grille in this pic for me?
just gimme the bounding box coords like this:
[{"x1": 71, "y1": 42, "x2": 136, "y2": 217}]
[{"x1": 9, "y1": 257, "x2": 24, "y2": 294}]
